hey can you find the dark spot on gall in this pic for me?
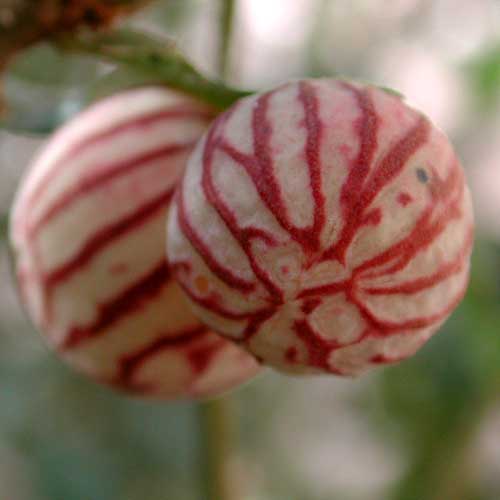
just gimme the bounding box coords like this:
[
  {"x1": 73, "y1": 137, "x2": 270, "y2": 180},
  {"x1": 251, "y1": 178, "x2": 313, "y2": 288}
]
[{"x1": 416, "y1": 168, "x2": 429, "y2": 184}]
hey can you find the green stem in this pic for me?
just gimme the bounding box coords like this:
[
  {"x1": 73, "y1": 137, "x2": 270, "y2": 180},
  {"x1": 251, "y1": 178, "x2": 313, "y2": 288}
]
[
  {"x1": 56, "y1": 29, "x2": 253, "y2": 110},
  {"x1": 218, "y1": 0, "x2": 236, "y2": 81},
  {"x1": 199, "y1": 398, "x2": 235, "y2": 500}
]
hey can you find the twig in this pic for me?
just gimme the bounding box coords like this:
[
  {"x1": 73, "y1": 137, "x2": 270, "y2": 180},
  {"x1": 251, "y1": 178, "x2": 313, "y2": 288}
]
[
  {"x1": 198, "y1": 6, "x2": 241, "y2": 498},
  {"x1": 0, "y1": 0, "x2": 152, "y2": 71},
  {"x1": 218, "y1": 0, "x2": 235, "y2": 81},
  {"x1": 199, "y1": 398, "x2": 236, "y2": 500},
  {"x1": 0, "y1": 213, "x2": 8, "y2": 241}
]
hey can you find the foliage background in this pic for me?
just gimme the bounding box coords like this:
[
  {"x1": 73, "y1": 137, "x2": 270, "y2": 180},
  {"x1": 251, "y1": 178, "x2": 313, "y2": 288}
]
[{"x1": 1, "y1": 1, "x2": 500, "y2": 499}]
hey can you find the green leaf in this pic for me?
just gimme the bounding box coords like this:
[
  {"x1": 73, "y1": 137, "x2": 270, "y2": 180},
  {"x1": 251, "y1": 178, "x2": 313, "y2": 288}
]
[
  {"x1": 7, "y1": 43, "x2": 98, "y2": 86},
  {"x1": 87, "y1": 65, "x2": 166, "y2": 102},
  {"x1": 56, "y1": 28, "x2": 254, "y2": 110}
]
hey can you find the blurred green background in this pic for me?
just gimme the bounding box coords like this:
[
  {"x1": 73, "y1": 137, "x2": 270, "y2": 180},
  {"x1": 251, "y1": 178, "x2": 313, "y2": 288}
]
[{"x1": 1, "y1": 1, "x2": 500, "y2": 499}]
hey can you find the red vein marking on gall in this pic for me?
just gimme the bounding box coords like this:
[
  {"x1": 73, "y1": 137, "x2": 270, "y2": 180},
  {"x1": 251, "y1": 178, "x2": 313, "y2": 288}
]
[
  {"x1": 61, "y1": 259, "x2": 171, "y2": 349},
  {"x1": 202, "y1": 108, "x2": 283, "y2": 300},
  {"x1": 167, "y1": 78, "x2": 474, "y2": 376},
  {"x1": 16, "y1": 105, "x2": 214, "y2": 229},
  {"x1": 42, "y1": 187, "x2": 175, "y2": 324},
  {"x1": 27, "y1": 142, "x2": 194, "y2": 239},
  {"x1": 173, "y1": 273, "x2": 278, "y2": 342},
  {"x1": 323, "y1": 82, "x2": 380, "y2": 265},
  {"x1": 112, "y1": 326, "x2": 209, "y2": 390},
  {"x1": 10, "y1": 87, "x2": 261, "y2": 399}
]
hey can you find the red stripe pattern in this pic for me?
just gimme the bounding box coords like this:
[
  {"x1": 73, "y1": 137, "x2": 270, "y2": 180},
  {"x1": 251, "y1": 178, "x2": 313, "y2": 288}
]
[
  {"x1": 167, "y1": 79, "x2": 474, "y2": 376},
  {"x1": 10, "y1": 87, "x2": 261, "y2": 399}
]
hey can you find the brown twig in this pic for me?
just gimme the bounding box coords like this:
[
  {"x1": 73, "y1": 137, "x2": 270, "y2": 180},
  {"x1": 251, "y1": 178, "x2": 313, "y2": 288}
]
[
  {"x1": 0, "y1": 0, "x2": 152, "y2": 117},
  {"x1": 0, "y1": 0, "x2": 151, "y2": 70}
]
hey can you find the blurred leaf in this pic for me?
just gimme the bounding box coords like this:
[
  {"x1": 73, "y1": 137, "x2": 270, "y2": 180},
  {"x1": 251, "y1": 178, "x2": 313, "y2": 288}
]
[
  {"x1": 0, "y1": 44, "x2": 101, "y2": 134},
  {"x1": 147, "y1": 0, "x2": 199, "y2": 32},
  {"x1": 388, "y1": 402, "x2": 485, "y2": 500},
  {"x1": 0, "y1": 354, "x2": 203, "y2": 500},
  {"x1": 465, "y1": 44, "x2": 500, "y2": 110},
  {"x1": 7, "y1": 42, "x2": 99, "y2": 85}
]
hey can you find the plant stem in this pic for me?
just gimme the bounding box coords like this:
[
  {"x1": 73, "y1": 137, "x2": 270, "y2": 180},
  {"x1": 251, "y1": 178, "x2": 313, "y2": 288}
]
[
  {"x1": 198, "y1": 6, "x2": 241, "y2": 499},
  {"x1": 0, "y1": 214, "x2": 8, "y2": 241},
  {"x1": 199, "y1": 398, "x2": 235, "y2": 500},
  {"x1": 218, "y1": 0, "x2": 236, "y2": 81}
]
